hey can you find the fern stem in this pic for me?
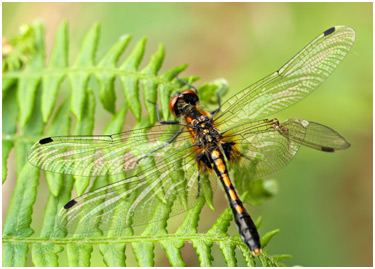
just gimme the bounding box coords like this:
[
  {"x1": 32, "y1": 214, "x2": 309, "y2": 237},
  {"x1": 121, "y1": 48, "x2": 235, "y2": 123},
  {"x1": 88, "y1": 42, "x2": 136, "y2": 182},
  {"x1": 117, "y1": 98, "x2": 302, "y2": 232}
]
[
  {"x1": 3, "y1": 68, "x2": 178, "y2": 88},
  {"x1": 2, "y1": 234, "x2": 246, "y2": 247}
]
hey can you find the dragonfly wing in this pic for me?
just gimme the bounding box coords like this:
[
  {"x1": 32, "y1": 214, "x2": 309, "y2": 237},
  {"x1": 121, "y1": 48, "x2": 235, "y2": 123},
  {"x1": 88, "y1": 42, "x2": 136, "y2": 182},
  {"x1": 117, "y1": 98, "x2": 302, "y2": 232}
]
[
  {"x1": 222, "y1": 118, "x2": 350, "y2": 179},
  {"x1": 58, "y1": 141, "x2": 215, "y2": 235},
  {"x1": 214, "y1": 26, "x2": 355, "y2": 129},
  {"x1": 28, "y1": 123, "x2": 190, "y2": 177},
  {"x1": 280, "y1": 118, "x2": 350, "y2": 152}
]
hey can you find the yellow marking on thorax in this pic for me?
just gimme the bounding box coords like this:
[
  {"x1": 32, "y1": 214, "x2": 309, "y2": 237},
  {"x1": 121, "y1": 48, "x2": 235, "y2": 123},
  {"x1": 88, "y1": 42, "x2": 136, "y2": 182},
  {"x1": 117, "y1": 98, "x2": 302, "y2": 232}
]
[
  {"x1": 211, "y1": 150, "x2": 220, "y2": 159},
  {"x1": 186, "y1": 117, "x2": 197, "y2": 139}
]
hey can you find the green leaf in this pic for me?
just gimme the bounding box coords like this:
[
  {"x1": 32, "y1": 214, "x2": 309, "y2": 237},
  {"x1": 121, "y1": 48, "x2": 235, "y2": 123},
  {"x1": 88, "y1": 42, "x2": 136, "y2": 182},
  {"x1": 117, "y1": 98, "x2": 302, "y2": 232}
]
[
  {"x1": 199, "y1": 173, "x2": 216, "y2": 211},
  {"x1": 198, "y1": 78, "x2": 229, "y2": 106},
  {"x1": 44, "y1": 100, "x2": 71, "y2": 196},
  {"x1": 160, "y1": 240, "x2": 186, "y2": 267},
  {"x1": 3, "y1": 243, "x2": 29, "y2": 267},
  {"x1": 177, "y1": 197, "x2": 214, "y2": 266},
  {"x1": 2, "y1": 23, "x2": 37, "y2": 73},
  {"x1": 16, "y1": 86, "x2": 45, "y2": 177},
  {"x1": 120, "y1": 37, "x2": 146, "y2": 121},
  {"x1": 67, "y1": 243, "x2": 93, "y2": 267},
  {"x1": 3, "y1": 164, "x2": 40, "y2": 239},
  {"x1": 261, "y1": 229, "x2": 280, "y2": 248},
  {"x1": 41, "y1": 20, "x2": 69, "y2": 122},
  {"x1": 31, "y1": 243, "x2": 63, "y2": 267},
  {"x1": 73, "y1": 88, "x2": 96, "y2": 196},
  {"x1": 2, "y1": 84, "x2": 18, "y2": 183},
  {"x1": 2, "y1": 77, "x2": 17, "y2": 96},
  {"x1": 69, "y1": 23, "x2": 100, "y2": 121},
  {"x1": 18, "y1": 77, "x2": 41, "y2": 126},
  {"x1": 100, "y1": 244, "x2": 126, "y2": 267},
  {"x1": 18, "y1": 22, "x2": 45, "y2": 127},
  {"x1": 233, "y1": 167, "x2": 278, "y2": 206},
  {"x1": 141, "y1": 43, "x2": 165, "y2": 124},
  {"x1": 238, "y1": 243, "x2": 256, "y2": 267},
  {"x1": 97, "y1": 34, "x2": 132, "y2": 113},
  {"x1": 2, "y1": 141, "x2": 14, "y2": 183},
  {"x1": 98, "y1": 106, "x2": 129, "y2": 266},
  {"x1": 254, "y1": 215, "x2": 263, "y2": 229},
  {"x1": 207, "y1": 208, "x2": 237, "y2": 266}
]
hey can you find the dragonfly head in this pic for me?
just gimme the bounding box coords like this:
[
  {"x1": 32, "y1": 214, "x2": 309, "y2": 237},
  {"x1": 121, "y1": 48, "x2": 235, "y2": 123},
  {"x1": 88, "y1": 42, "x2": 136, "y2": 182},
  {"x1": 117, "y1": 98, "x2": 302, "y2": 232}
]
[{"x1": 169, "y1": 90, "x2": 199, "y2": 117}]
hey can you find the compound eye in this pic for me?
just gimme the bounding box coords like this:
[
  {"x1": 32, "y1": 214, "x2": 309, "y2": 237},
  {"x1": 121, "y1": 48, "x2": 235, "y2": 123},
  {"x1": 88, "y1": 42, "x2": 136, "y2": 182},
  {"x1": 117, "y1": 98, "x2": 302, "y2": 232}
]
[
  {"x1": 181, "y1": 90, "x2": 199, "y2": 105},
  {"x1": 169, "y1": 95, "x2": 179, "y2": 117},
  {"x1": 181, "y1": 89, "x2": 198, "y2": 96}
]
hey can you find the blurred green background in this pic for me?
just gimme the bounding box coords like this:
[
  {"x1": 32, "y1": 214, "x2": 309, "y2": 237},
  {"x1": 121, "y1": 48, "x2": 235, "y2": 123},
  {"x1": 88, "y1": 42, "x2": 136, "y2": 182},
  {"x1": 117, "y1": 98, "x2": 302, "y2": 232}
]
[{"x1": 2, "y1": 2, "x2": 372, "y2": 267}]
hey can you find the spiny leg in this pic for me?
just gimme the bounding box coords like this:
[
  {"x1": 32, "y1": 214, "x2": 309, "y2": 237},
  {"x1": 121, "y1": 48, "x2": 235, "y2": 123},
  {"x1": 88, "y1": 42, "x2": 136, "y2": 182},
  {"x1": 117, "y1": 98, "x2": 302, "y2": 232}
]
[
  {"x1": 173, "y1": 70, "x2": 198, "y2": 93},
  {"x1": 147, "y1": 100, "x2": 180, "y2": 125}
]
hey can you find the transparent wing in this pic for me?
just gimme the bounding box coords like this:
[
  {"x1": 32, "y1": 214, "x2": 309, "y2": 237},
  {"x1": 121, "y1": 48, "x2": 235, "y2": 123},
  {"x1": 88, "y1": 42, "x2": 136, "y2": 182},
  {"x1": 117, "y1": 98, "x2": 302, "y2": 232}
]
[
  {"x1": 222, "y1": 118, "x2": 350, "y2": 179},
  {"x1": 28, "y1": 123, "x2": 191, "y2": 177},
  {"x1": 58, "y1": 140, "x2": 217, "y2": 235},
  {"x1": 214, "y1": 26, "x2": 355, "y2": 129}
]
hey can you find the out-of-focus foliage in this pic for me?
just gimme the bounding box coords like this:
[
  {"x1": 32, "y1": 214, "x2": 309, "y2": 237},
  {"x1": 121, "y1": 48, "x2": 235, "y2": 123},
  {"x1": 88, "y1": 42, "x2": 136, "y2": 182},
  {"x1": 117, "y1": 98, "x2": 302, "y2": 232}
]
[{"x1": 2, "y1": 24, "x2": 36, "y2": 72}]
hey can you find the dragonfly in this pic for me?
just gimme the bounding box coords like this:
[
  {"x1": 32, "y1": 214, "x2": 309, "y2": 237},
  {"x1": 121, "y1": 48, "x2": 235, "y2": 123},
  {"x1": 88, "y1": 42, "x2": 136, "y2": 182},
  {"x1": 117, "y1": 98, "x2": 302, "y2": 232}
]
[{"x1": 28, "y1": 26, "x2": 355, "y2": 255}]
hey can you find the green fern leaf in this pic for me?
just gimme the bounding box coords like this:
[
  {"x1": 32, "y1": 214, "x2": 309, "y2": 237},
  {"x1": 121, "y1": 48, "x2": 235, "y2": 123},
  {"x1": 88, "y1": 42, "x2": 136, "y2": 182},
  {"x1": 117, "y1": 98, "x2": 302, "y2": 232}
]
[
  {"x1": 3, "y1": 242, "x2": 29, "y2": 267},
  {"x1": 207, "y1": 208, "x2": 237, "y2": 266},
  {"x1": 18, "y1": 22, "x2": 45, "y2": 127},
  {"x1": 2, "y1": 84, "x2": 18, "y2": 183},
  {"x1": 69, "y1": 23, "x2": 100, "y2": 122},
  {"x1": 119, "y1": 36, "x2": 147, "y2": 122},
  {"x1": 41, "y1": 21, "x2": 69, "y2": 122},
  {"x1": 43, "y1": 99, "x2": 71, "y2": 196},
  {"x1": 260, "y1": 229, "x2": 280, "y2": 249},
  {"x1": 141, "y1": 43, "x2": 165, "y2": 124},
  {"x1": 3, "y1": 164, "x2": 40, "y2": 266},
  {"x1": 96, "y1": 34, "x2": 132, "y2": 114}
]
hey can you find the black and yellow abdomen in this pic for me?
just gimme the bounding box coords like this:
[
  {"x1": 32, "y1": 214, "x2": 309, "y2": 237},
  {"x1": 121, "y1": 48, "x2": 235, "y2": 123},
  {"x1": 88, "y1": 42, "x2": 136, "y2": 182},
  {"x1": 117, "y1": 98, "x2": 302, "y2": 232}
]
[{"x1": 210, "y1": 149, "x2": 262, "y2": 255}]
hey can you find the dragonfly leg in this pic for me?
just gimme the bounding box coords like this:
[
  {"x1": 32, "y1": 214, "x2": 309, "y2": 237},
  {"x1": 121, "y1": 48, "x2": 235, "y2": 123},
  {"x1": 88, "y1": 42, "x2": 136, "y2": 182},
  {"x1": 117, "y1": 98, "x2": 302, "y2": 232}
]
[
  {"x1": 147, "y1": 100, "x2": 180, "y2": 124},
  {"x1": 173, "y1": 70, "x2": 198, "y2": 93},
  {"x1": 196, "y1": 172, "x2": 201, "y2": 198},
  {"x1": 136, "y1": 128, "x2": 184, "y2": 164}
]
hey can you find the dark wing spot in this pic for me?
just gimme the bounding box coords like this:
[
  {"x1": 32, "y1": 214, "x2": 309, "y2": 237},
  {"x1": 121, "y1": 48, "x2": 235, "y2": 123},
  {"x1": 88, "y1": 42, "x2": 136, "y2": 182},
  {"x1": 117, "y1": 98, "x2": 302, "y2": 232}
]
[
  {"x1": 323, "y1": 27, "x2": 336, "y2": 36},
  {"x1": 39, "y1": 137, "x2": 54, "y2": 144},
  {"x1": 64, "y1": 199, "x2": 77, "y2": 209},
  {"x1": 321, "y1": 146, "x2": 335, "y2": 152}
]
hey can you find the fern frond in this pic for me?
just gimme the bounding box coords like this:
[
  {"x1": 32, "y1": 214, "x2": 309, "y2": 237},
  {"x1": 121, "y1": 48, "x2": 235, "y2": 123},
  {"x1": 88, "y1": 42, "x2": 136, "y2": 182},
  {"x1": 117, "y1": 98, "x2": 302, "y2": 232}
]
[{"x1": 2, "y1": 21, "x2": 288, "y2": 266}]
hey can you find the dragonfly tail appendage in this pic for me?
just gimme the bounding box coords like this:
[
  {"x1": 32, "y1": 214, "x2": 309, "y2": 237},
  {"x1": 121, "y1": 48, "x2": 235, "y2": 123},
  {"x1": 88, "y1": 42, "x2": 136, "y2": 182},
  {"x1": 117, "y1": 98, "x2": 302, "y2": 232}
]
[{"x1": 232, "y1": 204, "x2": 262, "y2": 256}]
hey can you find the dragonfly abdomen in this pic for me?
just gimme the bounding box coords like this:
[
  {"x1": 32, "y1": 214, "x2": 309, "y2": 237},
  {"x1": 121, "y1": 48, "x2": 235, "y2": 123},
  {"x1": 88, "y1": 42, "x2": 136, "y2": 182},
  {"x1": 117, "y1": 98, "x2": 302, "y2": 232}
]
[{"x1": 210, "y1": 149, "x2": 261, "y2": 255}]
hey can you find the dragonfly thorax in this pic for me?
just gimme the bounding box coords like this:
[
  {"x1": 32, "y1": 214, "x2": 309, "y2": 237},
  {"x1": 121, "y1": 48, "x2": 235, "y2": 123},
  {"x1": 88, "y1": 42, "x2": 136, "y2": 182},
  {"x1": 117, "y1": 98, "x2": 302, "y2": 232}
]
[{"x1": 188, "y1": 115, "x2": 221, "y2": 150}]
